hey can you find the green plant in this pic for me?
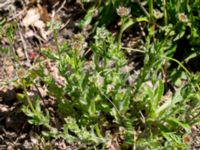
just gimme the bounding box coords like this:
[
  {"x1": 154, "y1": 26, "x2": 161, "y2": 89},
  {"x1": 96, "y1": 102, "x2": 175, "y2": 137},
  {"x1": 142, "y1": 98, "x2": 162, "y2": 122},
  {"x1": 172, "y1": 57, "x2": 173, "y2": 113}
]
[
  {"x1": 17, "y1": 0, "x2": 200, "y2": 149},
  {"x1": 0, "y1": 20, "x2": 16, "y2": 55},
  {"x1": 18, "y1": 25, "x2": 128, "y2": 147}
]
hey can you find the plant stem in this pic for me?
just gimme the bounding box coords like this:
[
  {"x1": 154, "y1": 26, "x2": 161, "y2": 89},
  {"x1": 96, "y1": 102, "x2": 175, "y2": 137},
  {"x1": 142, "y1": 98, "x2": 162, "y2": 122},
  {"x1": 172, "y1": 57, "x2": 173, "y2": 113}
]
[
  {"x1": 148, "y1": 0, "x2": 155, "y2": 40},
  {"x1": 118, "y1": 18, "x2": 124, "y2": 50},
  {"x1": 149, "y1": 0, "x2": 153, "y2": 20},
  {"x1": 164, "y1": 56, "x2": 200, "y2": 92},
  {"x1": 163, "y1": 0, "x2": 168, "y2": 25},
  {"x1": 136, "y1": 0, "x2": 149, "y2": 17},
  {"x1": 53, "y1": 30, "x2": 60, "y2": 56},
  {"x1": 22, "y1": 80, "x2": 36, "y2": 114}
]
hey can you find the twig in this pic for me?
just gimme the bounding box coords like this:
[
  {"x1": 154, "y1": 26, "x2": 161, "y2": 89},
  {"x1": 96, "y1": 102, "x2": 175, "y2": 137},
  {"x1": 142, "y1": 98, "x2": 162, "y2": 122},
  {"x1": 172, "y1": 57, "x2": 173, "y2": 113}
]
[
  {"x1": 17, "y1": 23, "x2": 30, "y2": 63},
  {"x1": 0, "y1": 0, "x2": 14, "y2": 9},
  {"x1": 7, "y1": 8, "x2": 27, "y2": 22},
  {"x1": 60, "y1": 19, "x2": 71, "y2": 30},
  {"x1": 135, "y1": 0, "x2": 149, "y2": 17},
  {"x1": 56, "y1": 0, "x2": 66, "y2": 14},
  {"x1": 32, "y1": 82, "x2": 47, "y2": 110},
  {"x1": 121, "y1": 46, "x2": 144, "y2": 53}
]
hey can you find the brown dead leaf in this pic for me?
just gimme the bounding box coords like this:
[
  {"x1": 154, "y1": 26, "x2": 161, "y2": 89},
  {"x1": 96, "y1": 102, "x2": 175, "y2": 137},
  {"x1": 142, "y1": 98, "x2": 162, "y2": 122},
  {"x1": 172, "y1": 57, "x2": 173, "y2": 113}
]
[
  {"x1": 0, "y1": 104, "x2": 9, "y2": 113},
  {"x1": 21, "y1": 6, "x2": 50, "y2": 40},
  {"x1": 16, "y1": 48, "x2": 25, "y2": 59},
  {"x1": 22, "y1": 8, "x2": 42, "y2": 27},
  {"x1": 37, "y1": 4, "x2": 50, "y2": 23}
]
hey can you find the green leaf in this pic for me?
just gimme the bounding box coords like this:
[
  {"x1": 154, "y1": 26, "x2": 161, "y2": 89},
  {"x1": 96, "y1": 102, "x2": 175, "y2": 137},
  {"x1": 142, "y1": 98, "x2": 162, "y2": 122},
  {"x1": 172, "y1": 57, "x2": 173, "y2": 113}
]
[
  {"x1": 88, "y1": 99, "x2": 97, "y2": 117},
  {"x1": 162, "y1": 132, "x2": 185, "y2": 147},
  {"x1": 110, "y1": 108, "x2": 120, "y2": 123},
  {"x1": 121, "y1": 19, "x2": 135, "y2": 33},
  {"x1": 153, "y1": 80, "x2": 164, "y2": 109},
  {"x1": 157, "y1": 88, "x2": 183, "y2": 117},
  {"x1": 166, "y1": 117, "x2": 191, "y2": 132},
  {"x1": 16, "y1": 93, "x2": 25, "y2": 103},
  {"x1": 135, "y1": 17, "x2": 149, "y2": 22},
  {"x1": 79, "y1": 7, "x2": 95, "y2": 29},
  {"x1": 119, "y1": 95, "x2": 130, "y2": 114}
]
